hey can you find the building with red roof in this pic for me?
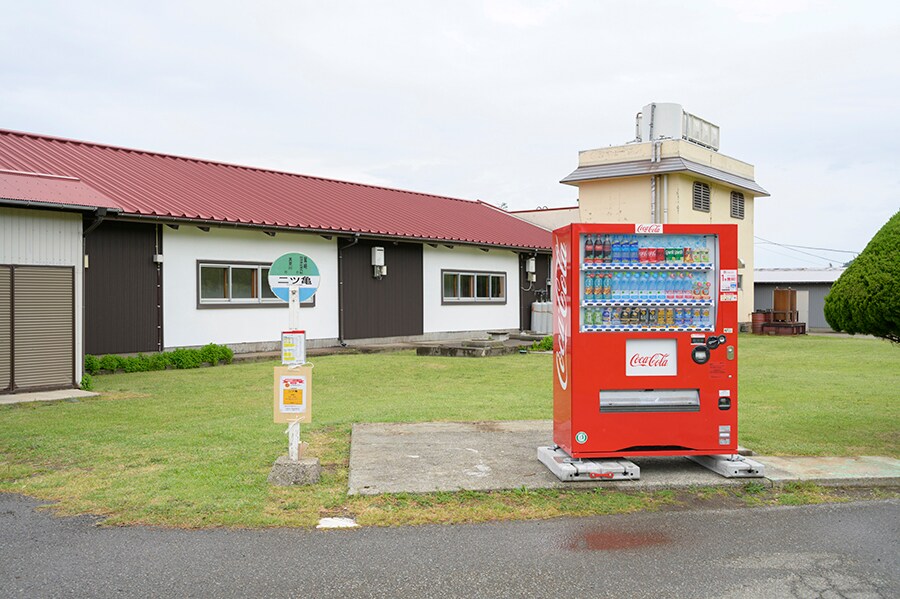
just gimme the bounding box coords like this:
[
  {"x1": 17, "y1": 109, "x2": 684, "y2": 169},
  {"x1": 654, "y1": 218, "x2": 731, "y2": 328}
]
[{"x1": 0, "y1": 128, "x2": 551, "y2": 393}]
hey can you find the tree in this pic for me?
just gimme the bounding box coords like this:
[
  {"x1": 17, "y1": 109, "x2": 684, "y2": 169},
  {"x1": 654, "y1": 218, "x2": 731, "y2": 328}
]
[{"x1": 824, "y1": 210, "x2": 900, "y2": 343}]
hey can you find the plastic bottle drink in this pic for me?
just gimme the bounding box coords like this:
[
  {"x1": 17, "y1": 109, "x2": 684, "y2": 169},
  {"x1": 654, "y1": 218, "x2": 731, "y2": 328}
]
[
  {"x1": 601, "y1": 307, "x2": 611, "y2": 326},
  {"x1": 604, "y1": 273, "x2": 613, "y2": 299},
  {"x1": 629, "y1": 236, "x2": 638, "y2": 263},
  {"x1": 602, "y1": 234, "x2": 611, "y2": 262}
]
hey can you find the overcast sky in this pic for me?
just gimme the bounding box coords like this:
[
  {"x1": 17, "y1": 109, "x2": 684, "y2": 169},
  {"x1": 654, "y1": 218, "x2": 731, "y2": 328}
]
[{"x1": 4, "y1": 1, "x2": 898, "y2": 267}]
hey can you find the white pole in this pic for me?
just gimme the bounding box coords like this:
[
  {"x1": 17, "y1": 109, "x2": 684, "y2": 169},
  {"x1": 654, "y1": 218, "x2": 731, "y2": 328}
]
[
  {"x1": 288, "y1": 285, "x2": 301, "y2": 330},
  {"x1": 287, "y1": 420, "x2": 300, "y2": 461}
]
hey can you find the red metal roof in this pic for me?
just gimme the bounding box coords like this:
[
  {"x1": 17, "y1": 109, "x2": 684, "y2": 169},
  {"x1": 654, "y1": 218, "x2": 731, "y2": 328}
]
[
  {"x1": 0, "y1": 168, "x2": 119, "y2": 210},
  {"x1": 0, "y1": 129, "x2": 551, "y2": 250}
]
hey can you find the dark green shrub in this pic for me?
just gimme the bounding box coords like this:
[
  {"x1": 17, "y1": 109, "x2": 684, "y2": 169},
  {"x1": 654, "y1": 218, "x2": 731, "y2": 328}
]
[
  {"x1": 84, "y1": 355, "x2": 101, "y2": 375},
  {"x1": 98, "y1": 354, "x2": 124, "y2": 372},
  {"x1": 529, "y1": 335, "x2": 553, "y2": 351},
  {"x1": 198, "y1": 343, "x2": 221, "y2": 366},
  {"x1": 169, "y1": 348, "x2": 203, "y2": 369},
  {"x1": 80, "y1": 373, "x2": 94, "y2": 391},
  {"x1": 147, "y1": 352, "x2": 172, "y2": 371},
  {"x1": 218, "y1": 344, "x2": 234, "y2": 364},
  {"x1": 824, "y1": 211, "x2": 900, "y2": 343}
]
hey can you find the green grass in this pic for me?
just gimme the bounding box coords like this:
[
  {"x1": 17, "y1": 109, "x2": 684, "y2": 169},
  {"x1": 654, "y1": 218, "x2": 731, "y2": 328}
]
[{"x1": 0, "y1": 335, "x2": 896, "y2": 527}]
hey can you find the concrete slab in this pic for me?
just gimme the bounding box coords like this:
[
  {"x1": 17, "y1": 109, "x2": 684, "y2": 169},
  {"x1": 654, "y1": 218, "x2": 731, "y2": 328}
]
[
  {"x1": 754, "y1": 455, "x2": 900, "y2": 487},
  {"x1": 0, "y1": 389, "x2": 99, "y2": 405},
  {"x1": 348, "y1": 420, "x2": 753, "y2": 495}
]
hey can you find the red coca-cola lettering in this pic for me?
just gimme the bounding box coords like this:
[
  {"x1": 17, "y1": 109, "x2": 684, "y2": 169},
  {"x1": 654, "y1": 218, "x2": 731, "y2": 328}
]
[
  {"x1": 635, "y1": 223, "x2": 664, "y2": 234},
  {"x1": 629, "y1": 352, "x2": 670, "y2": 368}
]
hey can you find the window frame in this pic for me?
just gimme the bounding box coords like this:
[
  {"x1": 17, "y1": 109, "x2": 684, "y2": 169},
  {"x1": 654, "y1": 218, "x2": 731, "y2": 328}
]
[
  {"x1": 730, "y1": 191, "x2": 745, "y2": 220},
  {"x1": 692, "y1": 181, "x2": 711, "y2": 213},
  {"x1": 196, "y1": 260, "x2": 315, "y2": 309},
  {"x1": 441, "y1": 269, "x2": 507, "y2": 305}
]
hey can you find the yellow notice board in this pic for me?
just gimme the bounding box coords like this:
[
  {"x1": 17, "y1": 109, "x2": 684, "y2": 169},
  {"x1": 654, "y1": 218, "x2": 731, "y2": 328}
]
[{"x1": 273, "y1": 366, "x2": 312, "y2": 423}]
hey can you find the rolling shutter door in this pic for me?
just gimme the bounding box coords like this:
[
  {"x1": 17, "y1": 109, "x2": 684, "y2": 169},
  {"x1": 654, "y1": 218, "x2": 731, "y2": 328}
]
[
  {"x1": 13, "y1": 267, "x2": 74, "y2": 390},
  {"x1": 0, "y1": 267, "x2": 10, "y2": 392}
]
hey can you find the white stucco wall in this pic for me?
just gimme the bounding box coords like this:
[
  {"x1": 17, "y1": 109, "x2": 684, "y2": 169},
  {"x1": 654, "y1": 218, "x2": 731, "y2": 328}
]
[
  {"x1": 0, "y1": 207, "x2": 84, "y2": 383},
  {"x1": 162, "y1": 227, "x2": 338, "y2": 348},
  {"x1": 422, "y1": 245, "x2": 521, "y2": 333}
]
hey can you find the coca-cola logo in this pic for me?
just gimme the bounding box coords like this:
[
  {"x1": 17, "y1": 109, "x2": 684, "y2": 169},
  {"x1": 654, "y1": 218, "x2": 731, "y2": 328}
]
[
  {"x1": 554, "y1": 238, "x2": 569, "y2": 390},
  {"x1": 629, "y1": 352, "x2": 670, "y2": 368},
  {"x1": 635, "y1": 223, "x2": 664, "y2": 234}
]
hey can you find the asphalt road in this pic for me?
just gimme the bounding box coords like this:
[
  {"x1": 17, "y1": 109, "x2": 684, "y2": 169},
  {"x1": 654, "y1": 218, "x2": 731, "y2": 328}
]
[{"x1": 2, "y1": 494, "x2": 897, "y2": 598}]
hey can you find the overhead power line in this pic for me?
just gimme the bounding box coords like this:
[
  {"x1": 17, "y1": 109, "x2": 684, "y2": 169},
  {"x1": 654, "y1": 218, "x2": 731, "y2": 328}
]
[{"x1": 753, "y1": 236, "x2": 858, "y2": 264}]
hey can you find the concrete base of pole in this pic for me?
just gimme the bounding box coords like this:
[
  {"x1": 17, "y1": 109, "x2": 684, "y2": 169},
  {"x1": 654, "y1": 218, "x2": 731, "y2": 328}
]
[{"x1": 267, "y1": 456, "x2": 321, "y2": 486}]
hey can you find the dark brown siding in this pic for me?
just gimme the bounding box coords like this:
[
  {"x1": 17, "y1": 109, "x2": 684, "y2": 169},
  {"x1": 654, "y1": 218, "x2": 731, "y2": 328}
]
[
  {"x1": 85, "y1": 221, "x2": 161, "y2": 354},
  {"x1": 518, "y1": 253, "x2": 551, "y2": 331},
  {"x1": 341, "y1": 240, "x2": 423, "y2": 340}
]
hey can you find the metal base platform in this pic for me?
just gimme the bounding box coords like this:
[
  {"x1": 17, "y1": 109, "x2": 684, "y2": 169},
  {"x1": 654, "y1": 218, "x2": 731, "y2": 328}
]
[
  {"x1": 687, "y1": 454, "x2": 766, "y2": 478},
  {"x1": 537, "y1": 446, "x2": 640, "y2": 481}
]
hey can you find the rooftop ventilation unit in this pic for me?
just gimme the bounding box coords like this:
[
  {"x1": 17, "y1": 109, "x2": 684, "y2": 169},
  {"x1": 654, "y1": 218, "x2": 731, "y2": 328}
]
[{"x1": 635, "y1": 102, "x2": 720, "y2": 151}]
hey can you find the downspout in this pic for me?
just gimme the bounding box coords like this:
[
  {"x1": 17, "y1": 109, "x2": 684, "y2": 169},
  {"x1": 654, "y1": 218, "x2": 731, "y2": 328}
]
[
  {"x1": 650, "y1": 176, "x2": 657, "y2": 224},
  {"x1": 663, "y1": 174, "x2": 669, "y2": 224},
  {"x1": 337, "y1": 233, "x2": 360, "y2": 347}
]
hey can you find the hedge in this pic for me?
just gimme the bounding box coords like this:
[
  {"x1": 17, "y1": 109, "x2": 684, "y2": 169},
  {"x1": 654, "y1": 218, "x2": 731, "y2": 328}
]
[{"x1": 84, "y1": 343, "x2": 234, "y2": 375}]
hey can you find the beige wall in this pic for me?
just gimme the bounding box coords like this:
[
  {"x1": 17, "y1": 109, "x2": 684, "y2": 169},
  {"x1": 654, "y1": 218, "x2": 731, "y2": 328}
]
[
  {"x1": 577, "y1": 177, "x2": 652, "y2": 223},
  {"x1": 574, "y1": 170, "x2": 756, "y2": 321},
  {"x1": 578, "y1": 140, "x2": 755, "y2": 181}
]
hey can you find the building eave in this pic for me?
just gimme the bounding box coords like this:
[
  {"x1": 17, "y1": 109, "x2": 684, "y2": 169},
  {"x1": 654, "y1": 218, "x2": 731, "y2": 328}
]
[{"x1": 560, "y1": 157, "x2": 769, "y2": 197}]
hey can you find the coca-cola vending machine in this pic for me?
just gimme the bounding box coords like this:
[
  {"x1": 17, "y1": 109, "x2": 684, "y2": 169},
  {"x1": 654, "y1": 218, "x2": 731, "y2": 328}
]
[{"x1": 541, "y1": 223, "x2": 763, "y2": 480}]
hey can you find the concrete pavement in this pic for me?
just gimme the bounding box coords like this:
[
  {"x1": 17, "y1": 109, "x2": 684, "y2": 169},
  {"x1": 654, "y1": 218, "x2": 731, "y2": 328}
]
[{"x1": 348, "y1": 420, "x2": 900, "y2": 495}]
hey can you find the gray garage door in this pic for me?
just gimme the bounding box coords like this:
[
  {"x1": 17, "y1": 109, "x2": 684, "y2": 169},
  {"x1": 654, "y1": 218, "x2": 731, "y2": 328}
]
[{"x1": 0, "y1": 265, "x2": 74, "y2": 393}]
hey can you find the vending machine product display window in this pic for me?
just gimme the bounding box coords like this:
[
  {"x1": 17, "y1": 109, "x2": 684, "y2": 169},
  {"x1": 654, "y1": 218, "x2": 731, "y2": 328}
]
[{"x1": 552, "y1": 223, "x2": 740, "y2": 460}]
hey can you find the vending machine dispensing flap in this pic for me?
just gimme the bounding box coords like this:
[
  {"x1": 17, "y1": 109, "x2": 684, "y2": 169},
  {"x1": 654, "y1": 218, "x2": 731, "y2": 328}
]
[{"x1": 599, "y1": 389, "x2": 700, "y2": 413}]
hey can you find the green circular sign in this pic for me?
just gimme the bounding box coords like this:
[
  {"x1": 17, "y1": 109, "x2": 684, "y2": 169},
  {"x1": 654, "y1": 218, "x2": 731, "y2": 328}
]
[
  {"x1": 575, "y1": 431, "x2": 588, "y2": 444},
  {"x1": 268, "y1": 253, "x2": 320, "y2": 302}
]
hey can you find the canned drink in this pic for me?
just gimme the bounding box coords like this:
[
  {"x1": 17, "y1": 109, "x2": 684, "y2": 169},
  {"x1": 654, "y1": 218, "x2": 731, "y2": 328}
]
[
  {"x1": 601, "y1": 307, "x2": 611, "y2": 326},
  {"x1": 666, "y1": 307, "x2": 675, "y2": 326},
  {"x1": 701, "y1": 307, "x2": 711, "y2": 326},
  {"x1": 638, "y1": 247, "x2": 649, "y2": 263},
  {"x1": 610, "y1": 307, "x2": 620, "y2": 326},
  {"x1": 684, "y1": 247, "x2": 693, "y2": 263}
]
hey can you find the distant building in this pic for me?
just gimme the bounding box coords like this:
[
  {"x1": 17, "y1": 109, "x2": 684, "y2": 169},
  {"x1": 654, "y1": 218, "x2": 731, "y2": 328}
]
[
  {"x1": 558, "y1": 102, "x2": 769, "y2": 324},
  {"x1": 510, "y1": 206, "x2": 579, "y2": 231},
  {"x1": 754, "y1": 268, "x2": 845, "y2": 331}
]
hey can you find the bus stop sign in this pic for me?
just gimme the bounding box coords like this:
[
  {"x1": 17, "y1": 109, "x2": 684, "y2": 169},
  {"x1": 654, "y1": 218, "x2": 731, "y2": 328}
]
[{"x1": 268, "y1": 253, "x2": 320, "y2": 302}]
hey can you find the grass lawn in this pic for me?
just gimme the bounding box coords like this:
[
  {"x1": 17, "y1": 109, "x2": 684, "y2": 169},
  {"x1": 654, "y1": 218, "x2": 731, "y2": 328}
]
[{"x1": 0, "y1": 334, "x2": 896, "y2": 527}]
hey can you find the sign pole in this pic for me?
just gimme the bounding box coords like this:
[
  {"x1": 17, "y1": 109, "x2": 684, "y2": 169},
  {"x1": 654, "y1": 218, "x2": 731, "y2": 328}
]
[
  {"x1": 287, "y1": 284, "x2": 301, "y2": 460},
  {"x1": 288, "y1": 285, "x2": 301, "y2": 330},
  {"x1": 287, "y1": 419, "x2": 301, "y2": 461},
  {"x1": 268, "y1": 252, "x2": 320, "y2": 483}
]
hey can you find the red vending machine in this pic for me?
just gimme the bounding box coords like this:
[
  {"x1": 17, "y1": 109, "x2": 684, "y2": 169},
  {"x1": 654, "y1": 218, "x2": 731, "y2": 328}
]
[{"x1": 541, "y1": 223, "x2": 762, "y2": 480}]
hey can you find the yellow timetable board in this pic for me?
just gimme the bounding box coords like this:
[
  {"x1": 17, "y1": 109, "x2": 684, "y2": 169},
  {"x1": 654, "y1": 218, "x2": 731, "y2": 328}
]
[{"x1": 273, "y1": 366, "x2": 312, "y2": 423}]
